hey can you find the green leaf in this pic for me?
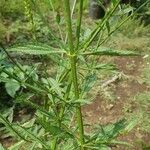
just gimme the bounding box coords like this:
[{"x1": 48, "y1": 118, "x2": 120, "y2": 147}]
[
  {"x1": 58, "y1": 140, "x2": 75, "y2": 150},
  {"x1": 16, "y1": 94, "x2": 55, "y2": 120},
  {"x1": 56, "y1": 12, "x2": 61, "y2": 24},
  {"x1": 82, "y1": 73, "x2": 97, "y2": 93},
  {"x1": 123, "y1": 117, "x2": 139, "y2": 133},
  {"x1": 8, "y1": 141, "x2": 25, "y2": 150},
  {"x1": 0, "y1": 144, "x2": 6, "y2": 150},
  {"x1": 106, "y1": 21, "x2": 110, "y2": 34},
  {"x1": 82, "y1": 47, "x2": 140, "y2": 56},
  {"x1": 28, "y1": 142, "x2": 37, "y2": 150},
  {"x1": 0, "y1": 114, "x2": 48, "y2": 149},
  {"x1": 21, "y1": 118, "x2": 36, "y2": 128},
  {"x1": 98, "y1": 145, "x2": 111, "y2": 150},
  {"x1": 93, "y1": 63, "x2": 117, "y2": 70},
  {"x1": 5, "y1": 79, "x2": 20, "y2": 97},
  {"x1": 2, "y1": 107, "x2": 14, "y2": 123},
  {"x1": 93, "y1": 119, "x2": 127, "y2": 143},
  {"x1": 7, "y1": 44, "x2": 66, "y2": 55},
  {"x1": 38, "y1": 118, "x2": 74, "y2": 139},
  {"x1": 0, "y1": 114, "x2": 28, "y2": 141},
  {"x1": 117, "y1": 7, "x2": 133, "y2": 15},
  {"x1": 12, "y1": 125, "x2": 49, "y2": 149},
  {"x1": 84, "y1": 144, "x2": 111, "y2": 150},
  {"x1": 48, "y1": 77, "x2": 64, "y2": 98},
  {"x1": 110, "y1": 140, "x2": 133, "y2": 147},
  {"x1": 112, "y1": 0, "x2": 118, "y2": 6}
]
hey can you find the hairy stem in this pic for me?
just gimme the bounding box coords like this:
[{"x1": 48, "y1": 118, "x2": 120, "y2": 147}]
[
  {"x1": 64, "y1": 0, "x2": 85, "y2": 149},
  {"x1": 75, "y1": 0, "x2": 83, "y2": 50}
]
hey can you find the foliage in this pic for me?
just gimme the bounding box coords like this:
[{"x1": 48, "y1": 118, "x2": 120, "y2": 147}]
[
  {"x1": 0, "y1": 51, "x2": 39, "y2": 98},
  {"x1": 0, "y1": 22, "x2": 7, "y2": 43},
  {"x1": 0, "y1": 0, "x2": 149, "y2": 150},
  {"x1": 0, "y1": 0, "x2": 24, "y2": 19},
  {"x1": 135, "y1": 92, "x2": 150, "y2": 133}
]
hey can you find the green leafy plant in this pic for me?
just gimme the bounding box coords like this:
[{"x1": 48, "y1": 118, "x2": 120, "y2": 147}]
[
  {"x1": 0, "y1": 0, "x2": 149, "y2": 149},
  {"x1": 135, "y1": 92, "x2": 150, "y2": 133}
]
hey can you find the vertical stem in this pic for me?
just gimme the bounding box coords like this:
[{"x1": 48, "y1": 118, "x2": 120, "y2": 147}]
[
  {"x1": 64, "y1": 0, "x2": 85, "y2": 149},
  {"x1": 65, "y1": 0, "x2": 77, "y2": 44},
  {"x1": 70, "y1": 56, "x2": 85, "y2": 150},
  {"x1": 64, "y1": 0, "x2": 74, "y2": 53},
  {"x1": 75, "y1": 0, "x2": 83, "y2": 50}
]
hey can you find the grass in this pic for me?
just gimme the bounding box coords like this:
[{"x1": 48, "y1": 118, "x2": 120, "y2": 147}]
[{"x1": 136, "y1": 92, "x2": 150, "y2": 132}]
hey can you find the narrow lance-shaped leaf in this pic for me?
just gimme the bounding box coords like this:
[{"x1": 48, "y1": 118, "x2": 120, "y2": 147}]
[
  {"x1": 110, "y1": 140, "x2": 133, "y2": 147},
  {"x1": 116, "y1": 6, "x2": 134, "y2": 16},
  {"x1": 38, "y1": 118, "x2": 74, "y2": 139},
  {"x1": 7, "y1": 44, "x2": 66, "y2": 55},
  {"x1": 11, "y1": 124, "x2": 49, "y2": 149},
  {"x1": 82, "y1": 73, "x2": 97, "y2": 93},
  {"x1": 123, "y1": 117, "x2": 139, "y2": 133},
  {"x1": 93, "y1": 63, "x2": 117, "y2": 70},
  {"x1": 80, "y1": 0, "x2": 121, "y2": 50},
  {"x1": 81, "y1": 47, "x2": 141, "y2": 56},
  {"x1": 0, "y1": 114, "x2": 28, "y2": 141},
  {"x1": 8, "y1": 140, "x2": 25, "y2": 150},
  {"x1": 0, "y1": 114, "x2": 47, "y2": 148},
  {"x1": 89, "y1": 119, "x2": 127, "y2": 144}
]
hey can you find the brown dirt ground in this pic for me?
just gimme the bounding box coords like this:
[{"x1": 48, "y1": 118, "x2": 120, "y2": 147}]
[{"x1": 82, "y1": 56, "x2": 150, "y2": 150}]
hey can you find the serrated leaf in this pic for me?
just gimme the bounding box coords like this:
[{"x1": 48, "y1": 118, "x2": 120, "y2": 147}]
[
  {"x1": 7, "y1": 44, "x2": 66, "y2": 55},
  {"x1": 48, "y1": 77, "x2": 64, "y2": 98},
  {"x1": 0, "y1": 114, "x2": 49, "y2": 148},
  {"x1": 12, "y1": 124, "x2": 49, "y2": 149},
  {"x1": 0, "y1": 114, "x2": 27, "y2": 141},
  {"x1": 82, "y1": 47, "x2": 140, "y2": 56},
  {"x1": 5, "y1": 80, "x2": 20, "y2": 97},
  {"x1": 38, "y1": 118, "x2": 74, "y2": 139},
  {"x1": 95, "y1": 119, "x2": 127, "y2": 142}
]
